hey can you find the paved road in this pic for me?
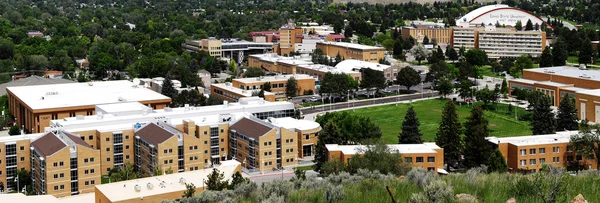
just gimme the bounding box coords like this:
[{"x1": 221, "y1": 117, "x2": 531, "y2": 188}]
[{"x1": 300, "y1": 91, "x2": 440, "y2": 115}]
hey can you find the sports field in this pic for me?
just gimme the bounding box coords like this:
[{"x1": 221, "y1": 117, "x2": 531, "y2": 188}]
[{"x1": 345, "y1": 99, "x2": 531, "y2": 143}]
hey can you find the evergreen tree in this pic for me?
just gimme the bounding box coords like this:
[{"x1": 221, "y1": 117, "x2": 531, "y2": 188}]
[
  {"x1": 525, "y1": 19, "x2": 534, "y2": 31},
  {"x1": 344, "y1": 25, "x2": 353, "y2": 38},
  {"x1": 182, "y1": 183, "x2": 196, "y2": 198},
  {"x1": 579, "y1": 38, "x2": 593, "y2": 65},
  {"x1": 515, "y1": 20, "x2": 523, "y2": 30},
  {"x1": 556, "y1": 95, "x2": 579, "y2": 131},
  {"x1": 459, "y1": 46, "x2": 465, "y2": 57},
  {"x1": 500, "y1": 78, "x2": 508, "y2": 95},
  {"x1": 463, "y1": 105, "x2": 493, "y2": 168},
  {"x1": 539, "y1": 46, "x2": 553, "y2": 67},
  {"x1": 161, "y1": 76, "x2": 178, "y2": 107},
  {"x1": 447, "y1": 47, "x2": 458, "y2": 62},
  {"x1": 205, "y1": 168, "x2": 229, "y2": 191},
  {"x1": 422, "y1": 35, "x2": 429, "y2": 45},
  {"x1": 286, "y1": 77, "x2": 298, "y2": 97},
  {"x1": 399, "y1": 106, "x2": 423, "y2": 144},
  {"x1": 487, "y1": 149, "x2": 508, "y2": 173},
  {"x1": 228, "y1": 171, "x2": 249, "y2": 189},
  {"x1": 435, "y1": 100, "x2": 463, "y2": 165},
  {"x1": 552, "y1": 38, "x2": 569, "y2": 66},
  {"x1": 393, "y1": 39, "x2": 404, "y2": 59},
  {"x1": 531, "y1": 94, "x2": 556, "y2": 135}
]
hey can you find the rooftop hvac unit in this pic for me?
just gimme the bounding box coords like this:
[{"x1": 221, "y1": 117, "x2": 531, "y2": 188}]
[
  {"x1": 179, "y1": 177, "x2": 186, "y2": 184},
  {"x1": 134, "y1": 184, "x2": 141, "y2": 192}
]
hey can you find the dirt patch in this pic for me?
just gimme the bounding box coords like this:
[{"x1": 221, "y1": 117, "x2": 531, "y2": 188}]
[{"x1": 489, "y1": 123, "x2": 497, "y2": 127}]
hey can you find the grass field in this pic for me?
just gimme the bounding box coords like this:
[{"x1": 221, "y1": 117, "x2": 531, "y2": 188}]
[
  {"x1": 345, "y1": 99, "x2": 531, "y2": 143},
  {"x1": 477, "y1": 65, "x2": 506, "y2": 79}
]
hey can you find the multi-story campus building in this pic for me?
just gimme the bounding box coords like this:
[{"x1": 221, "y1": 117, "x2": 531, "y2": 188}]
[
  {"x1": 1, "y1": 160, "x2": 242, "y2": 203},
  {"x1": 508, "y1": 66, "x2": 600, "y2": 122},
  {"x1": 400, "y1": 26, "x2": 452, "y2": 45},
  {"x1": 7, "y1": 80, "x2": 171, "y2": 134},
  {"x1": 451, "y1": 26, "x2": 547, "y2": 58},
  {"x1": 488, "y1": 131, "x2": 598, "y2": 172},
  {"x1": 182, "y1": 38, "x2": 277, "y2": 62},
  {"x1": 0, "y1": 97, "x2": 319, "y2": 198},
  {"x1": 210, "y1": 74, "x2": 316, "y2": 102},
  {"x1": 325, "y1": 143, "x2": 445, "y2": 172},
  {"x1": 315, "y1": 41, "x2": 385, "y2": 63},
  {"x1": 248, "y1": 53, "x2": 398, "y2": 83}
]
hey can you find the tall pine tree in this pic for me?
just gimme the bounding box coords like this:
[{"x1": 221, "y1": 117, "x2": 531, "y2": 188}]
[
  {"x1": 539, "y1": 46, "x2": 553, "y2": 67},
  {"x1": 161, "y1": 76, "x2": 178, "y2": 107},
  {"x1": 487, "y1": 149, "x2": 508, "y2": 173},
  {"x1": 556, "y1": 95, "x2": 579, "y2": 131},
  {"x1": 435, "y1": 100, "x2": 463, "y2": 165},
  {"x1": 463, "y1": 105, "x2": 493, "y2": 168},
  {"x1": 579, "y1": 38, "x2": 593, "y2": 65},
  {"x1": 531, "y1": 93, "x2": 556, "y2": 135},
  {"x1": 552, "y1": 38, "x2": 568, "y2": 66},
  {"x1": 398, "y1": 106, "x2": 423, "y2": 144}
]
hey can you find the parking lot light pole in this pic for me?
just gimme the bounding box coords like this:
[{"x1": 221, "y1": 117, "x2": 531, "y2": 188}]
[{"x1": 347, "y1": 90, "x2": 350, "y2": 109}]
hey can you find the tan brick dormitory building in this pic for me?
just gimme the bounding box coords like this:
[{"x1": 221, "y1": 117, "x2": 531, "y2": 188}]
[
  {"x1": 0, "y1": 97, "x2": 320, "y2": 198},
  {"x1": 7, "y1": 80, "x2": 171, "y2": 134},
  {"x1": 315, "y1": 41, "x2": 385, "y2": 63},
  {"x1": 508, "y1": 66, "x2": 600, "y2": 122}
]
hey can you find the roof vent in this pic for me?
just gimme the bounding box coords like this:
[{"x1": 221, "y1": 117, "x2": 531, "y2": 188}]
[
  {"x1": 147, "y1": 182, "x2": 154, "y2": 190},
  {"x1": 118, "y1": 97, "x2": 127, "y2": 102},
  {"x1": 134, "y1": 184, "x2": 141, "y2": 192},
  {"x1": 88, "y1": 82, "x2": 93, "y2": 86},
  {"x1": 179, "y1": 177, "x2": 186, "y2": 184},
  {"x1": 579, "y1": 64, "x2": 587, "y2": 70}
]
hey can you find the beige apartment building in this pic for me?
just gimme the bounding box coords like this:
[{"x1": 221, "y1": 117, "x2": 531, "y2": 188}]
[
  {"x1": 315, "y1": 41, "x2": 385, "y2": 63},
  {"x1": 401, "y1": 27, "x2": 452, "y2": 44}
]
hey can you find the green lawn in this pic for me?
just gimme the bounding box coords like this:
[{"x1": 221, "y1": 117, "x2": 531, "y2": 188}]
[
  {"x1": 345, "y1": 99, "x2": 531, "y2": 143},
  {"x1": 293, "y1": 165, "x2": 316, "y2": 171},
  {"x1": 477, "y1": 65, "x2": 505, "y2": 79}
]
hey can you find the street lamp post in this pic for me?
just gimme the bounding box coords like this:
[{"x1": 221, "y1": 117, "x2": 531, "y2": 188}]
[
  {"x1": 347, "y1": 90, "x2": 350, "y2": 109},
  {"x1": 421, "y1": 82, "x2": 424, "y2": 99}
]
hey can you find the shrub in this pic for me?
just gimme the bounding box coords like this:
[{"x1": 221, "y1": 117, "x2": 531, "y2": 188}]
[
  {"x1": 261, "y1": 193, "x2": 285, "y2": 203},
  {"x1": 8, "y1": 125, "x2": 20, "y2": 136},
  {"x1": 260, "y1": 179, "x2": 293, "y2": 199},
  {"x1": 407, "y1": 168, "x2": 438, "y2": 188},
  {"x1": 301, "y1": 177, "x2": 329, "y2": 189},
  {"x1": 234, "y1": 181, "x2": 257, "y2": 199},
  {"x1": 192, "y1": 190, "x2": 235, "y2": 203},
  {"x1": 424, "y1": 180, "x2": 454, "y2": 203},
  {"x1": 408, "y1": 193, "x2": 429, "y2": 203},
  {"x1": 324, "y1": 184, "x2": 345, "y2": 203}
]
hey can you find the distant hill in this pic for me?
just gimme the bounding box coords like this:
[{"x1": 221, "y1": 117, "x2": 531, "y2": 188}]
[{"x1": 333, "y1": 0, "x2": 497, "y2": 4}]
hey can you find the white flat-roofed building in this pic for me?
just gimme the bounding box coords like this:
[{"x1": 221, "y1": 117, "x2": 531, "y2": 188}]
[
  {"x1": 95, "y1": 160, "x2": 240, "y2": 203},
  {"x1": 47, "y1": 97, "x2": 295, "y2": 132},
  {"x1": 335, "y1": 59, "x2": 401, "y2": 83},
  {"x1": 7, "y1": 80, "x2": 172, "y2": 133},
  {"x1": 211, "y1": 83, "x2": 277, "y2": 102}
]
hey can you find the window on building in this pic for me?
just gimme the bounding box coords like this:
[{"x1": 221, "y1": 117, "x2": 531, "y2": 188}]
[
  {"x1": 54, "y1": 174, "x2": 58, "y2": 179},
  {"x1": 85, "y1": 170, "x2": 89, "y2": 174},
  {"x1": 53, "y1": 162, "x2": 58, "y2": 167},
  {"x1": 84, "y1": 158, "x2": 88, "y2": 163},
  {"x1": 530, "y1": 159, "x2": 536, "y2": 165},
  {"x1": 427, "y1": 157, "x2": 435, "y2": 163},
  {"x1": 106, "y1": 138, "x2": 109, "y2": 142},
  {"x1": 106, "y1": 148, "x2": 110, "y2": 152},
  {"x1": 90, "y1": 158, "x2": 94, "y2": 162},
  {"x1": 125, "y1": 135, "x2": 129, "y2": 140},
  {"x1": 85, "y1": 181, "x2": 89, "y2": 186},
  {"x1": 20, "y1": 146, "x2": 24, "y2": 151},
  {"x1": 405, "y1": 157, "x2": 412, "y2": 163},
  {"x1": 416, "y1": 157, "x2": 424, "y2": 163},
  {"x1": 54, "y1": 186, "x2": 59, "y2": 190},
  {"x1": 106, "y1": 158, "x2": 110, "y2": 162},
  {"x1": 539, "y1": 148, "x2": 546, "y2": 154},
  {"x1": 194, "y1": 146, "x2": 198, "y2": 150},
  {"x1": 553, "y1": 147, "x2": 560, "y2": 153},
  {"x1": 520, "y1": 160, "x2": 526, "y2": 166},
  {"x1": 126, "y1": 145, "x2": 129, "y2": 150},
  {"x1": 126, "y1": 155, "x2": 130, "y2": 160},
  {"x1": 520, "y1": 149, "x2": 526, "y2": 156},
  {"x1": 60, "y1": 173, "x2": 64, "y2": 178},
  {"x1": 81, "y1": 136, "x2": 85, "y2": 140},
  {"x1": 91, "y1": 180, "x2": 95, "y2": 185},
  {"x1": 540, "y1": 158, "x2": 546, "y2": 164},
  {"x1": 89, "y1": 135, "x2": 93, "y2": 140},
  {"x1": 164, "y1": 149, "x2": 168, "y2": 154},
  {"x1": 305, "y1": 134, "x2": 310, "y2": 140},
  {"x1": 20, "y1": 157, "x2": 24, "y2": 162},
  {"x1": 529, "y1": 149, "x2": 536, "y2": 155}
]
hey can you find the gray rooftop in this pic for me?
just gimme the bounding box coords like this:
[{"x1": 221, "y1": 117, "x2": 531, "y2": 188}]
[
  {"x1": 0, "y1": 76, "x2": 75, "y2": 95},
  {"x1": 526, "y1": 66, "x2": 600, "y2": 81}
]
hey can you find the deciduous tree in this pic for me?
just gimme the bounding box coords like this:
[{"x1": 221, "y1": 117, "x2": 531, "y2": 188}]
[
  {"x1": 396, "y1": 67, "x2": 421, "y2": 91},
  {"x1": 286, "y1": 77, "x2": 298, "y2": 97}
]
